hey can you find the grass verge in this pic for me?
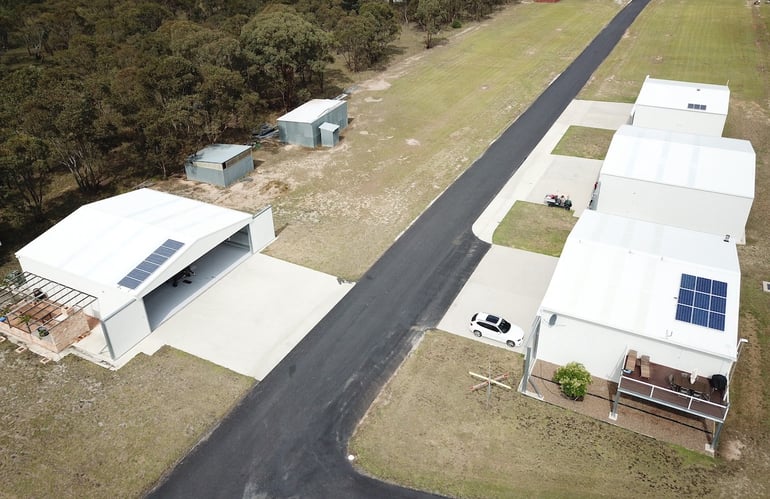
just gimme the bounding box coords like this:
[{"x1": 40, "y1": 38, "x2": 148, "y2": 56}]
[
  {"x1": 551, "y1": 125, "x2": 615, "y2": 160},
  {"x1": 350, "y1": 331, "x2": 722, "y2": 499},
  {"x1": 492, "y1": 201, "x2": 576, "y2": 257}
]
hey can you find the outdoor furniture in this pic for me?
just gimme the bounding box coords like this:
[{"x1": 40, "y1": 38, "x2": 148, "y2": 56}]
[
  {"x1": 710, "y1": 374, "x2": 727, "y2": 393},
  {"x1": 623, "y1": 350, "x2": 637, "y2": 374},
  {"x1": 670, "y1": 373, "x2": 710, "y2": 401},
  {"x1": 640, "y1": 355, "x2": 651, "y2": 379}
]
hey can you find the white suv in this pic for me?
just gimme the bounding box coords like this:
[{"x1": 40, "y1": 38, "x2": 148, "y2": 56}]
[{"x1": 469, "y1": 313, "x2": 524, "y2": 347}]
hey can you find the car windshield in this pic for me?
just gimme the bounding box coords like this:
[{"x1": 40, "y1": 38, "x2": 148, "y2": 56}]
[{"x1": 499, "y1": 319, "x2": 511, "y2": 334}]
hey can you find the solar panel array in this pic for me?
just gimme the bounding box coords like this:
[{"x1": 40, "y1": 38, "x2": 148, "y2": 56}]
[
  {"x1": 118, "y1": 239, "x2": 184, "y2": 290},
  {"x1": 687, "y1": 103, "x2": 707, "y2": 111},
  {"x1": 675, "y1": 273, "x2": 727, "y2": 331}
]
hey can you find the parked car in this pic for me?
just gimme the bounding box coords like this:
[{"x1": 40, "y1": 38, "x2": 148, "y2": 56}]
[{"x1": 469, "y1": 312, "x2": 524, "y2": 347}]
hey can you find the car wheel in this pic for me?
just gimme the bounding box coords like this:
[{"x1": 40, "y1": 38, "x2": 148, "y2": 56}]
[
  {"x1": 506, "y1": 340, "x2": 516, "y2": 348},
  {"x1": 472, "y1": 330, "x2": 482, "y2": 338}
]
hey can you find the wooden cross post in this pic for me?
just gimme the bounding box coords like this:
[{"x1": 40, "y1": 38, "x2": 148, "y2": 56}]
[{"x1": 469, "y1": 372, "x2": 511, "y2": 391}]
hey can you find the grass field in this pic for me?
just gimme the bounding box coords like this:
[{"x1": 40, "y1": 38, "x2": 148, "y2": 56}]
[
  {"x1": 0, "y1": 343, "x2": 253, "y2": 498},
  {"x1": 350, "y1": 331, "x2": 724, "y2": 499},
  {"x1": 582, "y1": 4, "x2": 770, "y2": 489},
  {"x1": 164, "y1": 0, "x2": 623, "y2": 281},
  {"x1": 352, "y1": 0, "x2": 770, "y2": 497}
]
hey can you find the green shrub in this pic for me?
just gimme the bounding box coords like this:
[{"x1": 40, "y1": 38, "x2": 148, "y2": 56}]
[
  {"x1": 553, "y1": 362, "x2": 592, "y2": 400},
  {"x1": 451, "y1": 20, "x2": 462, "y2": 29}
]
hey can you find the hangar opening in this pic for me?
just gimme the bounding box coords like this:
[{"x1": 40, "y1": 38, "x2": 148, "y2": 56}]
[{"x1": 143, "y1": 234, "x2": 252, "y2": 330}]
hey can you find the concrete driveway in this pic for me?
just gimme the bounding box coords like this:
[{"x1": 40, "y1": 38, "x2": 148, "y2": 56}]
[
  {"x1": 437, "y1": 246, "x2": 557, "y2": 352},
  {"x1": 131, "y1": 253, "x2": 353, "y2": 379},
  {"x1": 450, "y1": 100, "x2": 633, "y2": 351},
  {"x1": 473, "y1": 99, "x2": 633, "y2": 241}
]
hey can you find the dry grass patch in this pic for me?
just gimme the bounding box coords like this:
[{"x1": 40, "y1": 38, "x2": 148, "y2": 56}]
[
  {"x1": 0, "y1": 343, "x2": 253, "y2": 498},
  {"x1": 552, "y1": 126, "x2": 615, "y2": 160},
  {"x1": 492, "y1": 201, "x2": 576, "y2": 257},
  {"x1": 350, "y1": 331, "x2": 724, "y2": 499}
]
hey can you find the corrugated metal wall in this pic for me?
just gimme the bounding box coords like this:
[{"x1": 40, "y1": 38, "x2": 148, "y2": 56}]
[{"x1": 279, "y1": 101, "x2": 348, "y2": 147}]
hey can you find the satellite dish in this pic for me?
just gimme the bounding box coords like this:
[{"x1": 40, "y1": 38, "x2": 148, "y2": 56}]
[{"x1": 548, "y1": 314, "x2": 557, "y2": 327}]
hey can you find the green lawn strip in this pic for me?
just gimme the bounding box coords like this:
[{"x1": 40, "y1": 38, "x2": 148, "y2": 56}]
[
  {"x1": 0, "y1": 344, "x2": 253, "y2": 498},
  {"x1": 551, "y1": 126, "x2": 615, "y2": 160},
  {"x1": 671, "y1": 444, "x2": 718, "y2": 468},
  {"x1": 350, "y1": 331, "x2": 718, "y2": 499},
  {"x1": 492, "y1": 201, "x2": 575, "y2": 257}
]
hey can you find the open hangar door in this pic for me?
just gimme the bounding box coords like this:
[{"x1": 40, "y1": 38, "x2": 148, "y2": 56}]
[{"x1": 142, "y1": 227, "x2": 253, "y2": 330}]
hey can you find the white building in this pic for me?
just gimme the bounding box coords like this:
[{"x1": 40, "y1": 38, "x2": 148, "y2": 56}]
[
  {"x1": 521, "y1": 211, "x2": 741, "y2": 448},
  {"x1": 15, "y1": 189, "x2": 275, "y2": 360},
  {"x1": 595, "y1": 125, "x2": 755, "y2": 243},
  {"x1": 631, "y1": 76, "x2": 729, "y2": 136}
]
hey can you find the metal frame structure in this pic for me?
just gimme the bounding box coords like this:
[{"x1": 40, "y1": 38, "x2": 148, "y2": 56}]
[
  {"x1": 610, "y1": 350, "x2": 733, "y2": 451},
  {"x1": 0, "y1": 271, "x2": 96, "y2": 333}
]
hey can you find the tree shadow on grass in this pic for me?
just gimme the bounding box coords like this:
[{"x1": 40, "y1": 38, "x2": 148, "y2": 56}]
[{"x1": 323, "y1": 67, "x2": 354, "y2": 98}]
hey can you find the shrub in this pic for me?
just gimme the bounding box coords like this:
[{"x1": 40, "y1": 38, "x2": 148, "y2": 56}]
[
  {"x1": 451, "y1": 20, "x2": 462, "y2": 29},
  {"x1": 553, "y1": 362, "x2": 592, "y2": 400}
]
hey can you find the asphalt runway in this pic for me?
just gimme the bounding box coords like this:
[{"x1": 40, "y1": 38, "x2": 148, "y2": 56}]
[{"x1": 148, "y1": 1, "x2": 651, "y2": 497}]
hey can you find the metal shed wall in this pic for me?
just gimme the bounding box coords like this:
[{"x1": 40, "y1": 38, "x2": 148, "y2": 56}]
[
  {"x1": 536, "y1": 312, "x2": 733, "y2": 382},
  {"x1": 320, "y1": 123, "x2": 340, "y2": 147},
  {"x1": 185, "y1": 149, "x2": 254, "y2": 187},
  {"x1": 278, "y1": 101, "x2": 348, "y2": 147},
  {"x1": 597, "y1": 174, "x2": 751, "y2": 243},
  {"x1": 632, "y1": 107, "x2": 726, "y2": 137}
]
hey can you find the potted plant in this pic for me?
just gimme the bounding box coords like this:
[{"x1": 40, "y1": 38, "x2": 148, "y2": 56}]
[
  {"x1": 18, "y1": 313, "x2": 33, "y2": 334},
  {"x1": 553, "y1": 362, "x2": 592, "y2": 401}
]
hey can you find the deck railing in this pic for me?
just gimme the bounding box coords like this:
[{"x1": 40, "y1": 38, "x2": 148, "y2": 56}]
[{"x1": 618, "y1": 375, "x2": 728, "y2": 422}]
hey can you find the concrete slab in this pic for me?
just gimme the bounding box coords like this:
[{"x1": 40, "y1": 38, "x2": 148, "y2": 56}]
[
  {"x1": 437, "y1": 246, "x2": 557, "y2": 352},
  {"x1": 473, "y1": 100, "x2": 633, "y2": 242},
  {"x1": 560, "y1": 100, "x2": 633, "y2": 129},
  {"x1": 73, "y1": 253, "x2": 353, "y2": 379},
  {"x1": 134, "y1": 253, "x2": 353, "y2": 379},
  {"x1": 524, "y1": 156, "x2": 603, "y2": 216}
]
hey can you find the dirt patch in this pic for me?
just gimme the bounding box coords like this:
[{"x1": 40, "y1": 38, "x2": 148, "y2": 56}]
[
  {"x1": 360, "y1": 79, "x2": 391, "y2": 91},
  {"x1": 722, "y1": 439, "x2": 745, "y2": 461},
  {"x1": 260, "y1": 179, "x2": 290, "y2": 196}
]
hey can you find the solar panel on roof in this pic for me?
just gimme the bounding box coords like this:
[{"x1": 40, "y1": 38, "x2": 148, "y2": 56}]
[
  {"x1": 117, "y1": 239, "x2": 184, "y2": 290},
  {"x1": 675, "y1": 273, "x2": 727, "y2": 331}
]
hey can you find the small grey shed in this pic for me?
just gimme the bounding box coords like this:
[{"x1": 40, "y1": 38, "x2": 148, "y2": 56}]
[
  {"x1": 278, "y1": 99, "x2": 348, "y2": 148},
  {"x1": 185, "y1": 144, "x2": 254, "y2": 187},
  {"x1": 319, "y1": 122, "x2": 340, "y2": 147}
]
